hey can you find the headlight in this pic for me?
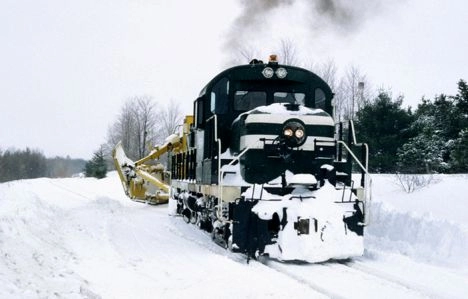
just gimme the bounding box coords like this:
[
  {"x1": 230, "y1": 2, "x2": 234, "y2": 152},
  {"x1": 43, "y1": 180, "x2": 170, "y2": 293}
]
[
  {"x1": 295, "y1": 129, "x2": 304, "y2": 138},
  {"x1": 275, "y1": 67, "x2": 288, "y2": 79},
  {"x1": 262, "y1": 67, "x2": 274, "y2": 78},
  {"x1": 281, "y1": 121, "x2": 307, "y2": 147},
  {"x1": 283, "y1": 128, "x2": 293, "y2": 137}
]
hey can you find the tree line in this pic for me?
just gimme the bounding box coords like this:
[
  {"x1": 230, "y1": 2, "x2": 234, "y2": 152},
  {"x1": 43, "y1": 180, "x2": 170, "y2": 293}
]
[
  {"x1": 354, "y1": 79, "x2": 468, "y2": 173},
  {"x1": 3, "y1": 43, "x2": 467, "y2": 181},
  {"x1": 0, "y1": 148, "x2": 86, "y2": 183}
]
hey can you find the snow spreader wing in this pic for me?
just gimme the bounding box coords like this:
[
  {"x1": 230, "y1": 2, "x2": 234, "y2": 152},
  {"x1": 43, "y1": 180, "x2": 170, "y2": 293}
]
[{"x1": 112, "y1": 116, "x2": 193, "y2": 204}]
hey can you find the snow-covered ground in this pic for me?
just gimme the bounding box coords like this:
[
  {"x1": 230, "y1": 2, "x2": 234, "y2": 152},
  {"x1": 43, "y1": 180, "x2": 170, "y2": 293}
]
[{"x1": 0, "y1": 172, "x2": 467, "y2": 298}]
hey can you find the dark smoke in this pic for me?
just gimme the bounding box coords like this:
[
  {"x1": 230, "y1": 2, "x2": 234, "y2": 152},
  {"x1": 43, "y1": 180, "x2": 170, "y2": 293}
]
[
  {"x1": 313, "y1": 0, "x2": 387, "y2": 32},
  {"x1": 225, "y1": 0, "x2": 296, "y2": 50},
  {"x1": 225, "y1": 0, "x2": 402, "y2": 62},
  {"x1": 316, "y1": 0, "x2": 356, "y2": 28}
]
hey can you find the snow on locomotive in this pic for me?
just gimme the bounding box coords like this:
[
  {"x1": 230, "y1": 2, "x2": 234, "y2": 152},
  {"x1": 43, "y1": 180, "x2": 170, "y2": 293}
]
[{"x1": 113, "y1": 55, "x2": 371, "y2": 263}]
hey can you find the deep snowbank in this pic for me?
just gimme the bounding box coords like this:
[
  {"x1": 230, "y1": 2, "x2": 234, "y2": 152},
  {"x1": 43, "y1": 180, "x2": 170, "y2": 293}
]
[
  {"x1": 366, "y1": 174, "x2": 468, "y2": 269},
  {"x1": 0, "y1": 176, "x2": 323, "y2": 299},
  {"x1": 0, "y1": 173, "x2": 467, "y2": 298},
  {"x1": 367, "y1": 202, "x2": 468, "y2": 268}
]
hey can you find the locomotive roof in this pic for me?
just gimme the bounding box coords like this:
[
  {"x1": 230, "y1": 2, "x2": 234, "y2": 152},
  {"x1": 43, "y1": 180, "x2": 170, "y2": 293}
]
[{"x1": 198, "y1": 62, "x2": 333, "y2": 97}]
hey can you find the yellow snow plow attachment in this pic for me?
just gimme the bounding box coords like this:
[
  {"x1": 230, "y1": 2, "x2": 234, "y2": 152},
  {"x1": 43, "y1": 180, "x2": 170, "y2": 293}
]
[{"x1": 112, "y1": 115, "x2": 193, "y2": 204}]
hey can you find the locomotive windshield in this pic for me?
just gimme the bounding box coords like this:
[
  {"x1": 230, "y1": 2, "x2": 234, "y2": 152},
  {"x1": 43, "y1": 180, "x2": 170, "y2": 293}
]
[
  {"x1": 234, "y1": 91, "x2": 267, "y2": 111},
  {"x1": 273, "y1": 92, "x2": 305, "y2": 105},
  {"x1": 233, "y1": 91, "x2": 306, "y2": 111}
]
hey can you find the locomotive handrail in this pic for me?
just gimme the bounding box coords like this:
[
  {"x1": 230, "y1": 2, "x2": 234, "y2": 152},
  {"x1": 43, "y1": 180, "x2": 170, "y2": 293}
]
[
  {"x1": 207, "y1": 114, "x2": 228, "y2": 221},
  {"x1": 347, "y1": 120, "x2": 372, "y2": 226},
  {"x1": 337, "y1": 141, "x2": 369, "y2": 174},
  {"x1": 206, "y1": 114, "x2": 219, "y2": 142},
  {"x1": 349, "y1": 120, "x2": 358, "y2": 145},
  {"x1": 347, "y1": 120, "x2": 369, "y2": 171},
  {"x1": 217, "y1": 141, "x2": 262, "y2": 221},
  {"x1": 206, "y1": 114, "x2": 222, "y2": 183},
  {"x1": 336, "y1": 140, "x2": 372, "y2": 227}
]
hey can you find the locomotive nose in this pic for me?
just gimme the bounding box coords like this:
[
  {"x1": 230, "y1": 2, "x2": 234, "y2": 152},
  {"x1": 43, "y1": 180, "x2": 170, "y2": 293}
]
[{"x1": 282, "y1": 121, "x2": 307, "y2": 147}]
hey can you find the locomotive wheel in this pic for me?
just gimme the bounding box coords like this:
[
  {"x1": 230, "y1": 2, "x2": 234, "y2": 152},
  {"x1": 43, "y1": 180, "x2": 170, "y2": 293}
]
[
  {"x1": 227, "y1": 237, "x2": 234, "y2": 251},
  {"x1": 182, "y1": 209, "x2": 191, "y2": 223},
  {"x1": 211, "y1": 227, "x2": 216, "y2": 240},
  {"x1": 190, "y1": 212, "x2": 198, "y2": 224}
]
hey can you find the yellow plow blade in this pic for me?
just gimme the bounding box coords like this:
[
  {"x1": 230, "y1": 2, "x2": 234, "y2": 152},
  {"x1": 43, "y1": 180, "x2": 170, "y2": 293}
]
[{"x1": 112, "y1": 141, "x2": 170, "y2": 205}]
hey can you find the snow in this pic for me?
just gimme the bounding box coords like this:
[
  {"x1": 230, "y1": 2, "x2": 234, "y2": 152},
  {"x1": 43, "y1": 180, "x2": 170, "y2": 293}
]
[
  {"x1": 1, "y1": 172, "x2": 467, "y2": 298},
  {"x1": 262, "y1": 184, "x2": 363, "y2": 263},
  {"x1": 288, "y1": 173, "x2": 318, "y2": 186},
  {"x1": 253, "y1": 103, "x2": 326, "y2": 116},
  {"x1": 367, "y1": 174, "x2": 468, "y2": 269},
  {"x1": 371, "y1": 174, "x2": 468, "y2": 228}
]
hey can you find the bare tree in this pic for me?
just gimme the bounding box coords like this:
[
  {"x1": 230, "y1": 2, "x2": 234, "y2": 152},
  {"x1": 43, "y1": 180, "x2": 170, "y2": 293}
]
[
  {"x1": 234, "y1": 39, "x2": 300, "y2": 66},
  {"x1": 159, "y1": 101, "x2": 184, "y2": 140},
  {"x1": 277, "y1": 39, "x2": 299, "y2": 66},
  {"x1": 106, "y1": 100, "x2": 136, "y2": 158},
  {"x1": 107, "y1": 96, "x2": 158, "y2": 160},
  {"x1": 133, "y1": 96, "x2": 158, "y2": 159},
  {"x1": 230, "y1": 43, "x2": 261, "y2": 66},
  {"x1": 309, "y1": 62, "x2": 372, "y2": 122},
  {"x1": 107, "y1": 97, "x2": 186, "y2": 161},
  {"x1": 315, "y1": 59, "x2": 338, "y2": 91},
  {"x1": 236, "y1": 45, "x2": 260, "y2": 64},
  {"x1": 334, "y1": 65, "x2": 371, "y2": 121}
]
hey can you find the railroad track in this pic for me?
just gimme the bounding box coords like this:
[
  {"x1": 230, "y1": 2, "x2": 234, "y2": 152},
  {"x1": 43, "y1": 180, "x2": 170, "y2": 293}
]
[{"x1": 168, "y1": 216, "x2": 465, "y2": 299}]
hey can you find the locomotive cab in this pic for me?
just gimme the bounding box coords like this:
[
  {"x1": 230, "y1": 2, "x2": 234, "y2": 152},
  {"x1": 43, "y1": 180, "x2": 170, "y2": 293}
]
[{"x1": 192, "y1": 60, "x2": 335, "y2": 186}]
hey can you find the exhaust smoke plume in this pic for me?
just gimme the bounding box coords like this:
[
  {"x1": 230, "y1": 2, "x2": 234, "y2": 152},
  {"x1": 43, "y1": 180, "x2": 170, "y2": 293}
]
[
  {"x1": 227, "y1": 0, "x2": 295, "y2": 46},
  {"x1": 225, "y1": 0, "x2": 404, "y2": 64}
]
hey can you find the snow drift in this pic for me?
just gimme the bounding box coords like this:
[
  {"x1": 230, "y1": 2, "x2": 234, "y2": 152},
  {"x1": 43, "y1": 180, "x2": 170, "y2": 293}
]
[
  {"x1": 366, "y1": 174, "x2": 468, "y2": 269},
  {"x1": 0, "y1": 173, "x2": 467, "y2": 298}
]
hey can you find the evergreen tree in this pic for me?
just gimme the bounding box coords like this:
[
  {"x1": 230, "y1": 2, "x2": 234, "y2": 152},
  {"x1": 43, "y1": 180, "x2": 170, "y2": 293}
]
[
  {"x1": 448, "y1": 80, "x2": 468, "y2": 171},
  {"x1": 449, "y1": 129, "x2": 468, "y2": 172},
  {"x1": 453, "y1": 79, "x2": 468, "y2": 114},
  {"x1": 0, "y1": 148, "x2": 48, "y2": 182},
  {"x1": 354, "y1": 91, "x2": 413, "y2": 172},
  {"x1": 397, "y1": 79, "x2": 468, "y2": 173},
  {"x1": 397, "y1": 131, "x2": 448, "y2": 173},
  {"x1": 85, "y1": 147, "x2": 107, "y2": 179}
]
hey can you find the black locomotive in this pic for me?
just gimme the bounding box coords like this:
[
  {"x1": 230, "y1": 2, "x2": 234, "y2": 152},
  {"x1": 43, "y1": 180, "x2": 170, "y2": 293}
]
[{"x1": 167, "y1": 56, "x2": 370, "y2": 262}]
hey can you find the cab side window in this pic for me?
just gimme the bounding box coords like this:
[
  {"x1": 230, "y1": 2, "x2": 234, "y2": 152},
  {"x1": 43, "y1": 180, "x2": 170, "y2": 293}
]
[
  {"x1": 210, "y1": 78, "x2": 229, "y2": 114},
  {"x1": 195, "y1": 97, "x2": 205, "y2": 128},
  {"x1": 315, "y1": 88, "x2": 326, "y2": 110}
]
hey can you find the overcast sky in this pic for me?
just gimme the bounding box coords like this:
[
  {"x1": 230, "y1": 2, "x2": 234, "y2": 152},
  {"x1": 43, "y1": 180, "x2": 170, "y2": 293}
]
[{"x1": 1, "y1": 0, "x2": 467, "y2": 159}]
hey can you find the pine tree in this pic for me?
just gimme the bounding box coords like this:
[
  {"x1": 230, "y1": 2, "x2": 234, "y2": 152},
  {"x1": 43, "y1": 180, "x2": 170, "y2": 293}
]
[
  {"x1": 397, "y1": 79, "x2": 468, "y2": 173},
  {"x1": 449, "y1": 129, "x2": 468, "y2": 172},
  {"x1": 354, "y1": 91, "x2": 414, "y2": 172},
  {"x1": 454, "y1": 79, "x2": 468, "y2": 114},
  {"x1": 85, "y1": 147, "x2": 107, "y2": 179},
  {"x1": 448, "y1": 80, "x2": 468, "y2": 172}
]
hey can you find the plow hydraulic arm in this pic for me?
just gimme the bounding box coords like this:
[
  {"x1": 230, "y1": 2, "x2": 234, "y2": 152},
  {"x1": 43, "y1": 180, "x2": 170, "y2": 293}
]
[{"x1": 112, "y1": 116, "x2": 193, "y2": 204}]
